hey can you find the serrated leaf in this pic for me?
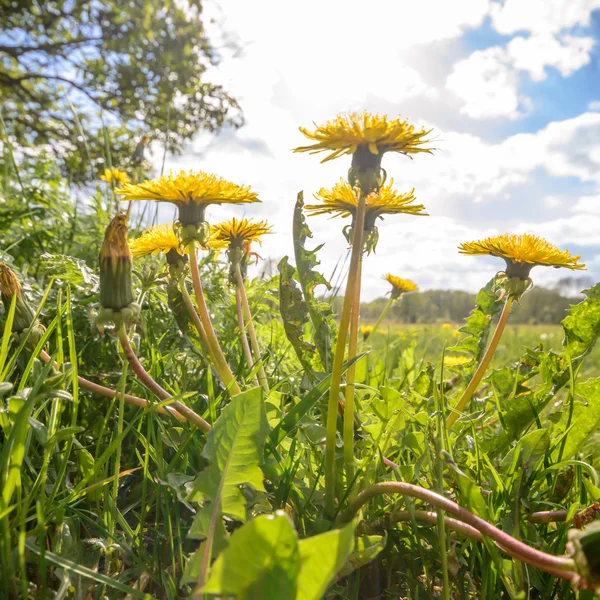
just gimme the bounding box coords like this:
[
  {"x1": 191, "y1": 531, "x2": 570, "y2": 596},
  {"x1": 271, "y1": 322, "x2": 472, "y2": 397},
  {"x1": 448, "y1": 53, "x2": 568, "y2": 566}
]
[
  {"x1": 562, "y1": 282, "x2": 600, "y2": 359},
  {"x1": 39, "y1": 253, "x2": 99, "y2": 291},
  {"x1": 278, "y1": 256, "x2": 317, "y2": 378},
  {"x1": 201, "y1": 512, "x2": 299, "y2": 600},
  {"x1": 451, "y1": 278, "x2": 503, "y2": 361},
  {"x1": 292, "y1": 192, "x2": 337, "y2": 371}
]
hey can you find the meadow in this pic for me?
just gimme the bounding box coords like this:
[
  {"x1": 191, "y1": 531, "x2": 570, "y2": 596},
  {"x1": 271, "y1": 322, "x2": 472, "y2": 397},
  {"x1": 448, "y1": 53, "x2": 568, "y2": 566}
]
[{"x1": 1, "y1": 111, "x2": 600, "y2": 600}]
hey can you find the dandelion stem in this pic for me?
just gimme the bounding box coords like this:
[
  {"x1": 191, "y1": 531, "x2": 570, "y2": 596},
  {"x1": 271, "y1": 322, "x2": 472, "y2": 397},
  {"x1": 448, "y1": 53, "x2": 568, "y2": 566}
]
[
  {"x1": 187, "y1": 243, "x2": 241, "y2": 396},
  {"x1": 178, "y1": 278, "x2": 217, "y2": 360},
  {"x1": 235, "y1": 262, "x2": 269, "y2": 393},
  {"x1": 338, "y1": 481, "x2": 576, "y2": 578},
  {"x1": 235, "y1": 285, "x2": 259, "y2": 387},
  {"x1": 325, "y1": 194, "x2": 366, "y2": 517},
  {"x1": 367, "y1": 296, "x2": 395, "y2": 340},
  {"x1": 447, "y1": 295, "x2": 514, "y2": 429},
  {"x1": 384, "y1": 511, "x2": 576, "y2": 581},
  {"x1": 38, "y1": 349, "x2": 185, "y2": 420},
  {"x1": 344, "y1": 260, "x2": 363, "y2": 489},
  {"x1": 117, "y1": 326, "x2": 211, "y2": 433}
]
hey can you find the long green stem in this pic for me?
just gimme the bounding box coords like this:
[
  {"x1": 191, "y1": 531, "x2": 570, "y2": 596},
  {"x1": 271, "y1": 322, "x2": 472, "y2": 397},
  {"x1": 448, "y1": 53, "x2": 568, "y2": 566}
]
[
  {"x1": 446, "y1": 296, "x2": 514, "y2": 429},
  {"x1": 187, "y1": 243, "x2": 241, "y2": 396},
  {"x1": 367, "y1": 296, "x2": 395, "y2": 340},
  {"x1": 117, "y1": 326, "x2": 211, "y2": 433},
  {"x1": 324, "y1": 194, "x2": 366, "y2": 517},
  {"x1": 235, "y1": 262, "x2": 269, "y2": 393},
  {"x1": 235, "y1": 286, "x2": 259, "y2": 387},
  {"x1": 178, "y1": 278, "x2": 222, "y2": 368},
  {"x1": 343, "y1": 260, "x2": 363, "y2": 488}
]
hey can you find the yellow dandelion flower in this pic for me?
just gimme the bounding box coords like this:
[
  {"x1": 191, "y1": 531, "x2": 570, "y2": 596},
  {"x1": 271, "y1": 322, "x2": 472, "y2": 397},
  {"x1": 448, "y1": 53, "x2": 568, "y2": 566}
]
[
  {"x1": 129, "y1": 224, "x2": 182, "y2": 258},
  {"x1": 209, "y1": 217, "x2": 273, "y2": 250},
  {"x1": 444, "y1": 355, "x2": 472, "y2": 368},
  {"x1": 442, "y1": 323, "x2": 452, "y2": 330},
  {"x1": 360, "y1": 325, "x2": 374, "y2": 335},
  {"x1": 452, "y1": 329, "x2": 460, "y2": 338},
  {"x1": 99, "y1": 168, "x2": 130, "y2": 186},
  {"x1": 294, "y1": 111, "x2": 434, "y2": 163},
  {"x1": 459, "y1": 234, "x2": 585, "y2": 278},
  {"x1": 115, "y1": 170, "x2": 260, "y2": 227},
  {"x1": 383, "y1": 274, "x2": 418, "y2": 299},
  {"x1": 306, "y1": 179, "x2": 426, "y2": 233}
]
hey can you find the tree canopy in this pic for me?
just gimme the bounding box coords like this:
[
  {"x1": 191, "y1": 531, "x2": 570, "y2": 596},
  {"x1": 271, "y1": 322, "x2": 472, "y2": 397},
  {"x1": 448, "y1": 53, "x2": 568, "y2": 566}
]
[{"x1": 0, "y1": 0, "x2": 242, "y2": 180}]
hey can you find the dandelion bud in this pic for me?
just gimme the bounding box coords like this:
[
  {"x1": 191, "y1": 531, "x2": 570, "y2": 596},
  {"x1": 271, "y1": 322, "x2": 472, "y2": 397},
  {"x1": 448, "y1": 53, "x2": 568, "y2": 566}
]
[
  {"x1": 568, "y1": 522, "x2": 600, "y2": 593},
  {"x1": 0, "y1": 263, "x2": 44, "y2": 345},
  {"x1": 348, "y1": 145, "x2": 384, "y2": 196},
  {"x1": 98, "y1": 214, "x2": 139, "y2": 325}
]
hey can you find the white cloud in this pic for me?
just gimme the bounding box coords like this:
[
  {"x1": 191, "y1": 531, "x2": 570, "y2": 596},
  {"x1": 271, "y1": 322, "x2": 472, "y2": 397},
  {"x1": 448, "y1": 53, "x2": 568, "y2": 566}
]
[
  {"x1": 572, "y1": 194, "x2": 600, "y2": 213},
  {"x1": 446, "y1": 33, "x2": 594, "y2": 118},
  {"x1": 490, "y1": 0, "x2": 600, "y2": 35},
  {"x1": 445, "y1": 47, "x2": 525, "y2": 119},
  {"x1": 149, "y1": 0, "x2": 600, "y2": 297},
  {"x1": 589, "y1": 100, "x2": 600, "y2": 111},
  {"x1": 507, "y1": 34, "x2": 594, "y2": 80},
  {"x1": 544, "y1": 195, "x2": 563, "y2": 207}
]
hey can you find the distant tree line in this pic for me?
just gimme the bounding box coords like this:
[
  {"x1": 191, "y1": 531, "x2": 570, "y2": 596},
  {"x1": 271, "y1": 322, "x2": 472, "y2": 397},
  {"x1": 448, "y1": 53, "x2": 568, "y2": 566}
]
[{"x1": 331, "y1": 277, "x2": 595, "y2": 325}]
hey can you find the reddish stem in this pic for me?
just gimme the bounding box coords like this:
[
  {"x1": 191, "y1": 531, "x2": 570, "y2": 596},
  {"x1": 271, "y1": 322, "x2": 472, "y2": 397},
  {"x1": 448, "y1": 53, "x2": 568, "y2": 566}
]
[{"x1": 338, "y1": 482, "x2": 575, "y2": 577}]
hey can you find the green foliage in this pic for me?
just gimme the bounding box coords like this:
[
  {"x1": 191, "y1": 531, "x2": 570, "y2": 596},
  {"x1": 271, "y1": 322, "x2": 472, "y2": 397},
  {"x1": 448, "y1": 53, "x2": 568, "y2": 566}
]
[
  {"x1": 1, "y1": 0, "x2": 241, "y2": 180},
  {"x1": 188, "y1": 387, "x2": 269, "y2": 546},
  {"x1": 201, "y1": 512, "x2": 356, "y2": 600},
  {"x1": 451, "y1": 277, "x2": 504, "y2": 361},
  {"x1": 292, "y1": 192, "x2": 337, "y2": 371},
  {"x1": 3, "y1": 139, "x2": 600, "y2": 599},
  {"x1": 278, "y1": 256, "x2": 316, "y2": 377}
]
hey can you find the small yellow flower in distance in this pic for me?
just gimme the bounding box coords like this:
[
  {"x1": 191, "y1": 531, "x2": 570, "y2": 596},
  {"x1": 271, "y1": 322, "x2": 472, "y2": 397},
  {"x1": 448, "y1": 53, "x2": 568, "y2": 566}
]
[
  {"x1": 442, "y1": 323, "x2": 452, "y2": 330},
  {"x1": 383, "y1": 274, "x2": 418, "y2": 299},
  {"x1": 115, "y1": 170, "x2": 260, "y2": 228},
  {"x1": 294, "y1": 111, "x2": 434, "y2": 163},
  {"x1": 129, "y1": 224, "x2": 183, "y2": 258},
  {"x1": 99, "y1": 168, "x2": 130, "y2": 186},
  {"x1": 307, "y1": 180, "x2": 426, "y2": 231},
  {"x1": 209, "y1": 217, "x2": 273, "y2": 250},
  {"x1": 360, "y1": 325, "x2": 374, "y2": 340},
  {"x1": 444, "y1": 355, "x2": 472, "y2": 368},
  {"x1": 452, "y1": 329, "x2": 460, "y2": 338}
]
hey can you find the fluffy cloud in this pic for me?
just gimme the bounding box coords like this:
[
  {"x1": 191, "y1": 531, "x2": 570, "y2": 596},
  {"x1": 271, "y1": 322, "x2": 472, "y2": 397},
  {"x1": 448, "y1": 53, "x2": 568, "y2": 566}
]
[
  {"x1": 507, "y1": 34, "x2": 594, "y2": 80},
  {"x1": 445, "y1": 47, "x2": 525, "y2": 119},
  {"x1": 490, "y1": 0, "x2": 600, "y2": 35},
  {"x1": 149, "y1": 0, "x2": 600, "y2": 297},
  {"x1": 446, "y1": 34, "x2": 594, "y2": 118}
]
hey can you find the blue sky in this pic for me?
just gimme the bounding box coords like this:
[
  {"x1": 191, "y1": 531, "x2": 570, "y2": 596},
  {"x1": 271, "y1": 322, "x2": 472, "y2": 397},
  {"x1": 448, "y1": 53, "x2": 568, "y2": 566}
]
[{"x1": 156, "y1": 0, "x2": 600, "y2": 300}]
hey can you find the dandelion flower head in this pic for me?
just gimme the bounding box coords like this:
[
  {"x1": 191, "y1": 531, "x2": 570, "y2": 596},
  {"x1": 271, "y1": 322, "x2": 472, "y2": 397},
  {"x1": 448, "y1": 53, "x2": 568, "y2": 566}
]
[
  {"x1": 100, "y1": 168, "x2": 130, "y2": 186},
  {"x1": 129, "y1": 224, "x2": 183, "y2": 258},
  {"x1": 294, "y1": 111, "x2": 434, "y2": 163}
]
